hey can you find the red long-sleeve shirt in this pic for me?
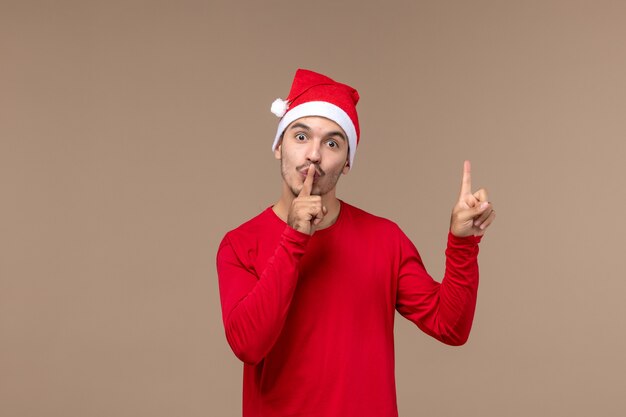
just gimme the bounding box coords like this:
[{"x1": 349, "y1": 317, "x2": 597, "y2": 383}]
[{"x1": 216, "y1": 201, "x2": 481, "y2": 417}]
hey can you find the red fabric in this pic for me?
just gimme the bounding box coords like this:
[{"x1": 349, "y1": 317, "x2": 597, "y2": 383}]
[
  {"x1": 216, "y1": 201, "x2": 481, "y2": 417},
  {"x1": 286, "y1": 68, "x2": 360, "y2": 142}
]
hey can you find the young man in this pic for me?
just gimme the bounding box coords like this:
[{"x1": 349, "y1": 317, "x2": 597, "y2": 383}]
[{"x1": 216, "y1": 69, "x2": 495, "y2": 417}]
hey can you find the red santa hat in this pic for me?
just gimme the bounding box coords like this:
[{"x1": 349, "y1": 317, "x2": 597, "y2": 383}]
[{"x1": 270, "y1": 69, "x2": 360, "y2": 168}]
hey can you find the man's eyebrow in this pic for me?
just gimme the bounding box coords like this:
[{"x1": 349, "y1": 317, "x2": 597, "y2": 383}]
[
  {"x1": 287, "y1": 122, "x2": 311, "y2": 131},
  {"x1": 327, "y1": 131, "x2": 347, "y2": 142}
]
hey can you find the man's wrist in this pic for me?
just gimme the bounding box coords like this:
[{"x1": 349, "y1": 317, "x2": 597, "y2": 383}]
[{"x1": 448, "y1": 230, "x2": 482, "y2": 246}]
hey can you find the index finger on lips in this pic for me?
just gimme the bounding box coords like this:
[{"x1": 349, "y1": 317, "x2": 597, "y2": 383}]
[{"x1": 300, "y1": 164, "x2": 315, "y2": 197}]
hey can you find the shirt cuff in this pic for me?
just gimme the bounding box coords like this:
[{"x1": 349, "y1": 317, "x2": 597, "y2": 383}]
[
  {"x1": 282, "y1": 224, "x2": 312, "y2": 247},
  {"x1": 447, "y1": 231, "x2": 483, "y2": 247}
]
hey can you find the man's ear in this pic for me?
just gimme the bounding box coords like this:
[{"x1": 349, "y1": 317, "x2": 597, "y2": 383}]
[
  {"x1": 342, "y1": 156, "x2": 350, "y2": 175},
  {"x1": 273, "y1": 140, "x2": 282, "y2": 160}
]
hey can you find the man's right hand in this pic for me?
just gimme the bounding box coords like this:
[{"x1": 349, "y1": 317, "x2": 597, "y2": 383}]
[{"x1": 287, "y1": 164, "x2": 327, "y2": 235}]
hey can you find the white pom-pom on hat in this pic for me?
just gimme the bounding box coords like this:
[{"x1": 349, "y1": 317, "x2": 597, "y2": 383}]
[{"x1": 270, "y1": 98, "x2": 289, "y2": 118}]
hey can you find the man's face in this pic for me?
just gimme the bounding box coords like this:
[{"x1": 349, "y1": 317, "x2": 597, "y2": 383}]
[{"x1": 274, "y1": 116, "x2": 350, "y2": 197}]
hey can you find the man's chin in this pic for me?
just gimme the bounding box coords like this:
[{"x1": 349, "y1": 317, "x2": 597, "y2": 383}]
[
  {"x1": 289, "y1": 184, "x2": 325, "y2": 197},
  {"x1": 291, "y1": 187, "x2": 320, "y2": 197}
]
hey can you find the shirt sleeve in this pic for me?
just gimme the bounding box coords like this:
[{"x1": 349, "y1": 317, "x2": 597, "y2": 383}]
[
  {"x1": 216, "y1": 226, "x2": 310, "y2": 365},
  {"x1": 395, "y1": 231, "x2": 482, "y2": 346}
]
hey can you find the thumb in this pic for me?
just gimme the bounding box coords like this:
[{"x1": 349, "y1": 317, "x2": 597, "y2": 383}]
[
  {"x1": 458, "y1": 201, "x2": 489, "y2": 221},
  {"x1": 472, "y1": 201, "x2": 490, "y2": 217}
]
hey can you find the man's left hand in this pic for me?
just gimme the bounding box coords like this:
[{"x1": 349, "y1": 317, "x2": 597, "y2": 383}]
[{"x1": 449, "y1": 160, "x2": 496, "y2": 237}]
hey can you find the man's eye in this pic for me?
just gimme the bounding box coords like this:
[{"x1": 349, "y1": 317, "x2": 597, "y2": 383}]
[
  {"x1": 296, "y1": 134, "x2": 306, "y2": 141},
  {"x1": 327, "y1": 140, "x2": 337, "y2": 148}
]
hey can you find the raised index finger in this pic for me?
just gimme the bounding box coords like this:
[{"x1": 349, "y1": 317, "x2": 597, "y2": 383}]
[
  {"x1": 460, "y1": 160, "x2": 472, "y2": 196},
  {"x1": 300, "y1": 164, "x2": 315, "y2": 197}
]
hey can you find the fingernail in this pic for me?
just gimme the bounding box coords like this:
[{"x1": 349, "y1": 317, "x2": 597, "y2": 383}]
[
  {"x1": 474, "y1": 220, "x2": 482, "y2": 226},
  {"x1": 480, "y1": 202, "x2": 489, "y2": 209}
]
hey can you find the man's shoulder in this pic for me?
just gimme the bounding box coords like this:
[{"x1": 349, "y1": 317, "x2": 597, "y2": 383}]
[
  {"x1": 232, "y1": 206, "x2": 274, "y2": 230},
  {"x1": 341, "y1": 201, "x2": 402, "y2": 234},
  {"x1": 220, "y1": 206, "x2": 282, "y2": 245},
  {"x1": 341, "y1": 202, "x2": 419, "y2": 256}
]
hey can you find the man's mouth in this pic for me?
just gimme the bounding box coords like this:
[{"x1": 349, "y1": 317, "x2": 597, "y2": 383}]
[{"x1": 299, "y1": 166, "x2": 323, "y2": 179}]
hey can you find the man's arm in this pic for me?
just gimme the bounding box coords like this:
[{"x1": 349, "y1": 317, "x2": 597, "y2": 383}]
[
  {"x1": 396, "y1": 161, "x2": 494, "y2": 345},
  {"x1": 216, "y1": 165, "x2": 322, "y2": 365},
  {"x1": 395, "y1": 231, "x2": 481, "y2": 345},
  {"x1": 217, "y1": 227, "x2": 309, "y2": 365}
]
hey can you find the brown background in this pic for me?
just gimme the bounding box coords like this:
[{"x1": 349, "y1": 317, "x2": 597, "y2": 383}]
[{"x1": 2, "y1": 1, "x2": 625, "y2": 416}]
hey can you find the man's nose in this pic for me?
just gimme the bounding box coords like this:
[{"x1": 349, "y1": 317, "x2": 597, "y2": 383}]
[{"x1": 306, "y1": 141, "x2": 321, "y2": 163}]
